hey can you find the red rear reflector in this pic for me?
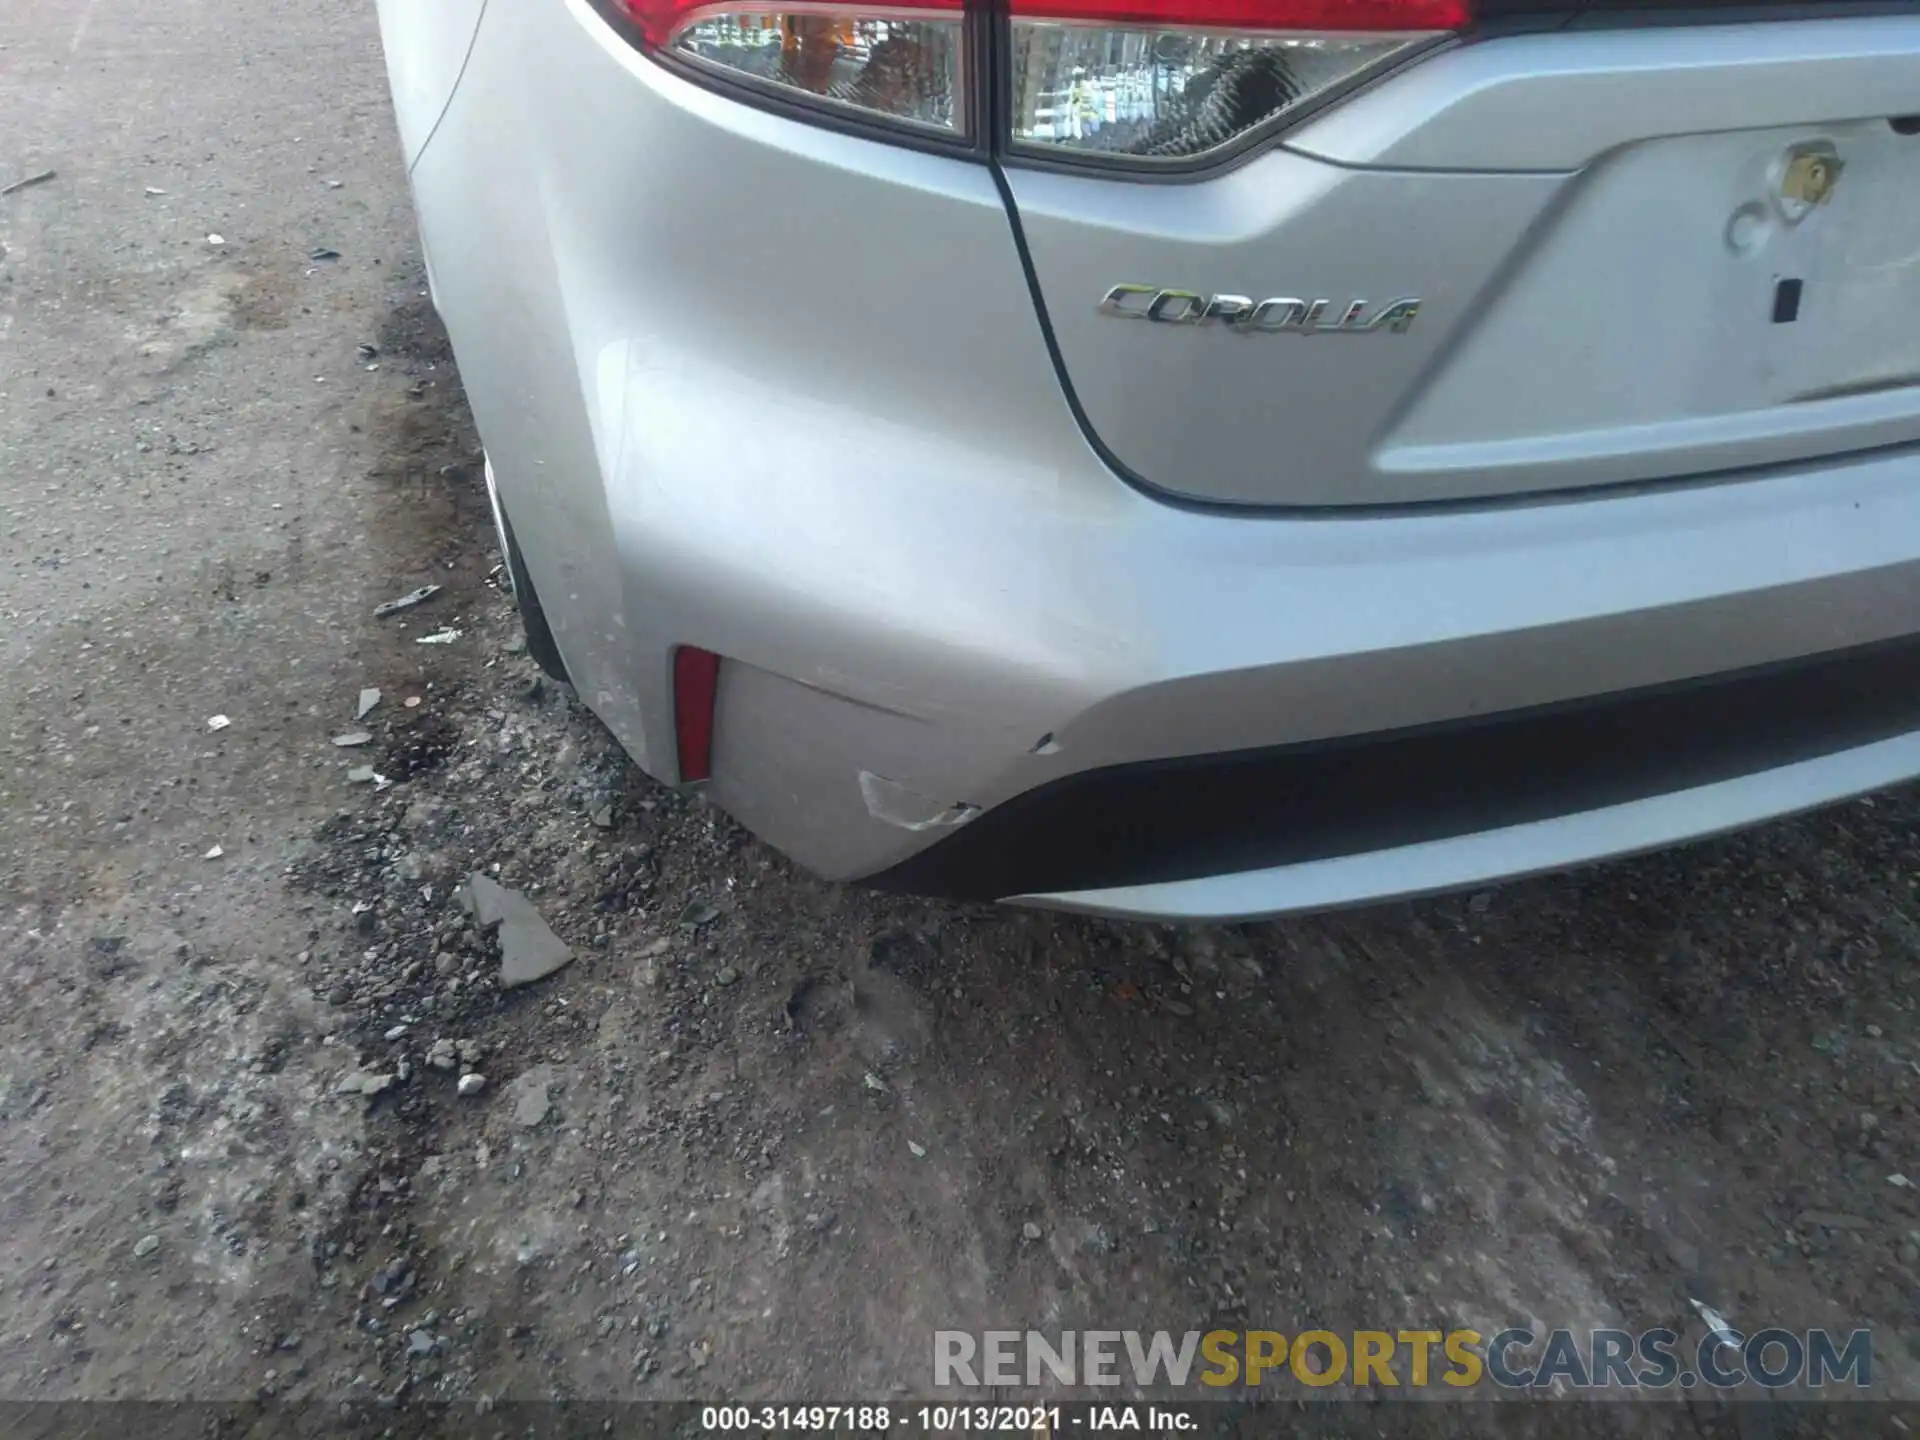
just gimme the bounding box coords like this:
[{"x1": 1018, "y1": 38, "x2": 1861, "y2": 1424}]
[
  {"x1": 673, "y1": 646, "x2": 722, "y2": 783},
  {"x1": 1006, "y1": 0, "x2": 1468, "y2": 23}
]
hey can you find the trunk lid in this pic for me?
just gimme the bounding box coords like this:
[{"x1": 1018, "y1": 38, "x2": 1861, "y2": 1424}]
[{"x1": 1004, "y1": 13, "x2": 1920, "y2": 507}]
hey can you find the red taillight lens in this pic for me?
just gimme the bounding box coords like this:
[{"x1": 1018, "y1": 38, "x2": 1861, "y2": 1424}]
[
  {"x1": 604, "y1": 0, "x2": 1464, "y2": 164},
  {"x1": 673, "y1": 646, "x2": 722, "y2": 783}
]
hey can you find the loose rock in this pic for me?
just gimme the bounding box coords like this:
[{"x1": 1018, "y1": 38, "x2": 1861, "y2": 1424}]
[
  {"x1": 678, "y1": 900, "x2": 720, "y2": 929},
  {"x1": 511, "y1": 1068, "x2": 554, "y2": 1128}
]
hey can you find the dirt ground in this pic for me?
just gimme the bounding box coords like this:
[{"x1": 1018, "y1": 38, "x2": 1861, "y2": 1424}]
[{"x1": 3, "y1": 1, "x2": 1919, "y2": 1435}]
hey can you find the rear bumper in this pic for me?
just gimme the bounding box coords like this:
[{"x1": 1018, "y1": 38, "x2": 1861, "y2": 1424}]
[
  {"x1": 698, "y1": 439, "x2": 1920, "y2": 907},
  {"x1": 1017, "y1": 731, "x2": 1920, "y2": 920},
  {"x1": 873, "y1": 633, "x2": 1920, "y2": 913}
]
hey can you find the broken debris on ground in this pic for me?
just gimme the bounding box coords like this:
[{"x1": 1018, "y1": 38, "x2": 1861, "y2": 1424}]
[
  {"x1": 373, "y1": 584, "x2": 441, "y2": 618},
  {"x1": 459, "y1": 872, "x2": 574, "y2": 988},
  {"x1": 2, "y1": 169, "x2": 56, "y2": 197}
]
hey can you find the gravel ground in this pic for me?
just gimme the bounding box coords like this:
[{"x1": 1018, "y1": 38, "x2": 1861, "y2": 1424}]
[{"x1": 3, "y1": 1, "x2": 1919, "y2": 1435}]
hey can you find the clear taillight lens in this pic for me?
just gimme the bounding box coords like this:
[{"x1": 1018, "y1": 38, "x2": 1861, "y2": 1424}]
[
  {"x1": 625, "y1": 3, "x2": 965, "y2": 133},
  {"x1": 1009, "y1": 26, "x2": 1429, "y2": 160},
  {"x1": 1006, "y1": 0, "x2": 1463, "y2": 163}
]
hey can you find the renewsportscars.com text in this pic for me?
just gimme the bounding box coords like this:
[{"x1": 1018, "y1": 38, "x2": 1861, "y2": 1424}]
[{"x1": 933, "y1": 1328, "x2": 1873, "y2": 1391}]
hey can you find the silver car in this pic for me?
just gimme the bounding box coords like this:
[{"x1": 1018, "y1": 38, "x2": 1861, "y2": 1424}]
[{"x1": 374, "y1": 0, "x2": 1920, "y2": 920}]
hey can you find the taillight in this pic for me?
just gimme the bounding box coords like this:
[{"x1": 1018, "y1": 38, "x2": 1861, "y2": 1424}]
[
  {"x1": 1009, "y1": 1, "x2": 1463, "y2": 163},
  {"x1": 600, "y1": 0, "x2": 1464, "y2": 167},
  {"x1": 617, "y1": 0, "x2": 968, "y2": 134}
]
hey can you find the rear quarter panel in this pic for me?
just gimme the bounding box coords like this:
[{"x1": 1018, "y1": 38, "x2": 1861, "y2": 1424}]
[{"x1": 374, "y1": 0, "x2": 489, "y2": 165}]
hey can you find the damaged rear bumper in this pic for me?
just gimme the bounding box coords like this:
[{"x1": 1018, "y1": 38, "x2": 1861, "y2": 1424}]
[
  {"x1": 695, "y1": 436, "x2": 1920, "y2": 911},
  {"x1": 870, "y1": 633, "x2": 1920, "y2": 914}
]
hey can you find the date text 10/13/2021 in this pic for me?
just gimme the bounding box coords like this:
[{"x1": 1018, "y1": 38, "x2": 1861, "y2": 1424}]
[{"x1": 700, "y1": 1406, "x2": 1195, "y2": 1433}]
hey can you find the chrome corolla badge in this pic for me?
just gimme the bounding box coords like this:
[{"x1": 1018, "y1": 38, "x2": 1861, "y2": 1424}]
[{"x1": 1100, "y1": 284, "x2": 1421, "y2": 334}]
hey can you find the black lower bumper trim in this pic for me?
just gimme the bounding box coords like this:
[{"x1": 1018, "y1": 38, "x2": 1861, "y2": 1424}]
[{"x1": 864, "y1": 634, "x2": 1920, "y2": 902}]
